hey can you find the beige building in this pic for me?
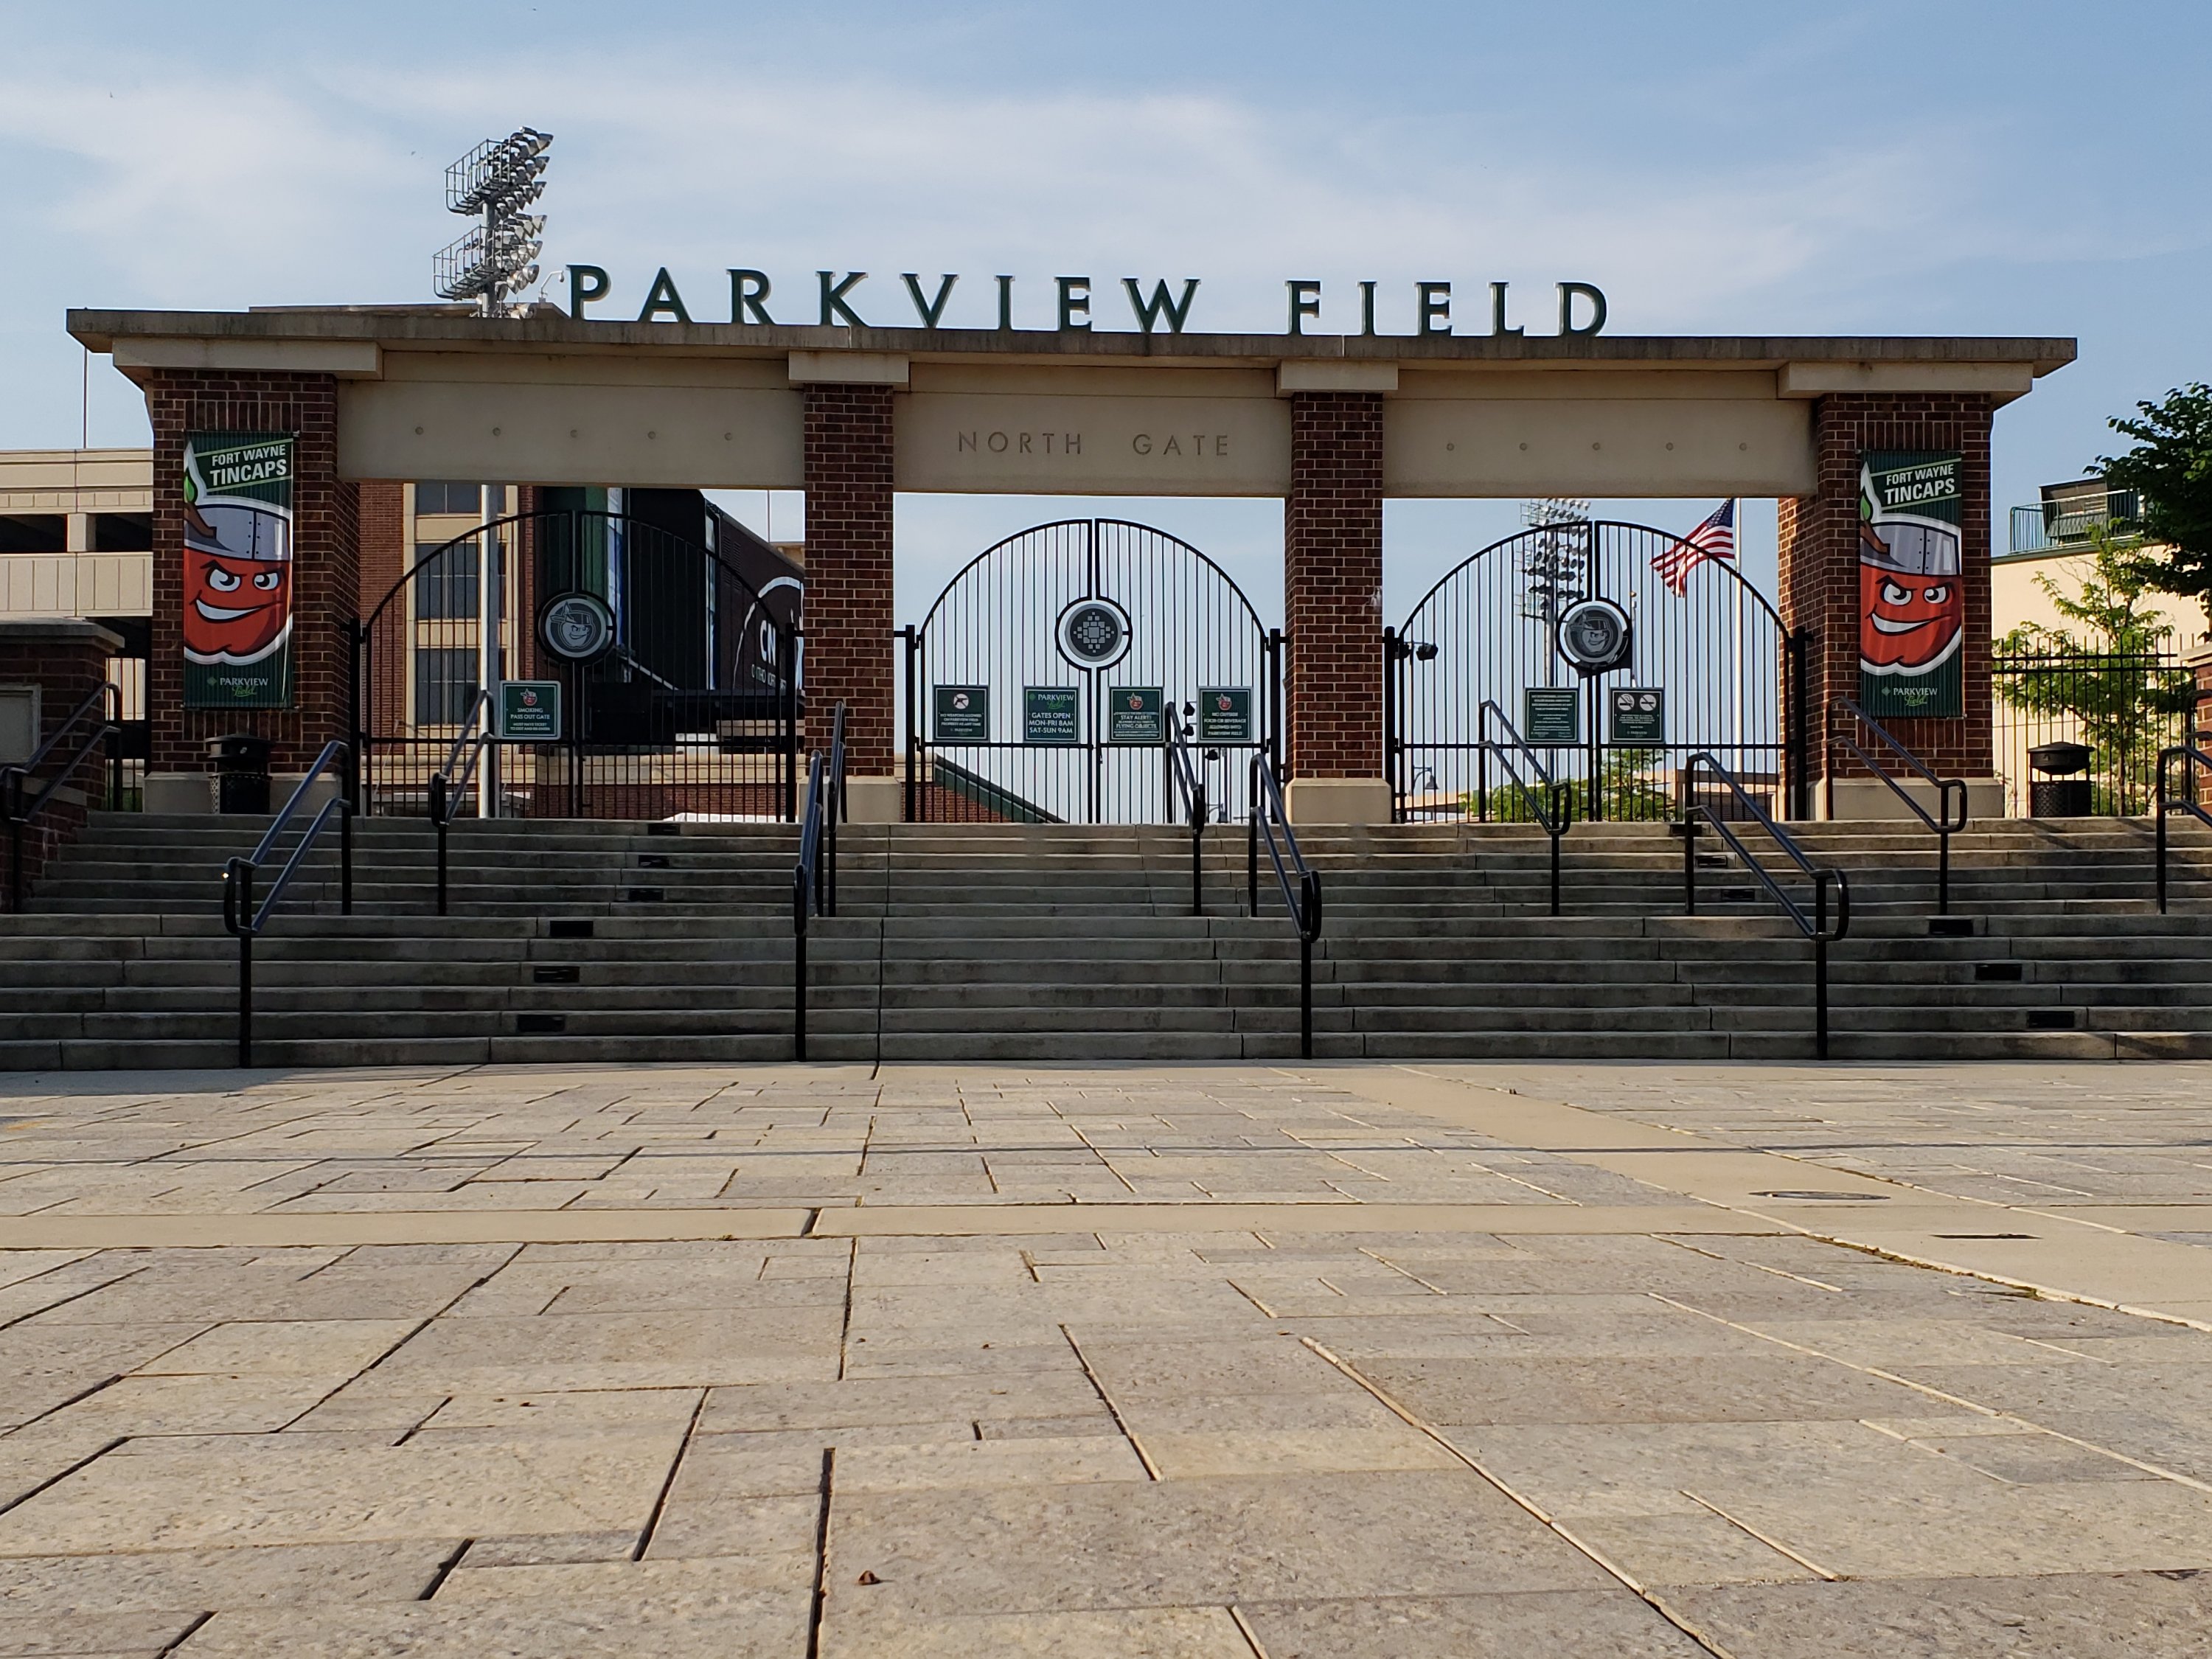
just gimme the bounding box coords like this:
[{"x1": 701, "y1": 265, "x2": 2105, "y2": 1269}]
[{"x1": 0, "y1": 449, "x2": 153, "y2": 623}]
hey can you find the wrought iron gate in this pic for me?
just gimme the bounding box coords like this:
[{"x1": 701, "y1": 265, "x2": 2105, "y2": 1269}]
[
  {"x1": 902, "y1": 519, "x2": 1279, "y2": 824},
  {"x1": 355, "y1": 509, "x2": 799, "y2": 819},
  {"x1": 1387, "y1": 519, "x2": 1805, "y2": 823}
]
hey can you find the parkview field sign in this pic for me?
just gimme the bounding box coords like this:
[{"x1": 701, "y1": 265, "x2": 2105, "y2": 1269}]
[{"x1": 563, "y1": 267, "x2": 1610, "y2": 338}]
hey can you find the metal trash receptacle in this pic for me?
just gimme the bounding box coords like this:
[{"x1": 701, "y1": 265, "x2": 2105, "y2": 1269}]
[
  {"x1": 2027, "y1": 741, "x2": 2093, "y2": 818},
  {"x1": 206, "y1": 734, "x2": 271, "y2": 815}
]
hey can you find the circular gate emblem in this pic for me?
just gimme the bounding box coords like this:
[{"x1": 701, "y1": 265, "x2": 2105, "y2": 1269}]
[
  {"x1": 1557, "y1": 597, "x2": 1632, "y2": 676},
  {"x1": 538, "y1": 591, "x2": 615, "y2": 661},
  {"x1": 1056, "y1": 597, "x2": 1133, "y2": 670}
]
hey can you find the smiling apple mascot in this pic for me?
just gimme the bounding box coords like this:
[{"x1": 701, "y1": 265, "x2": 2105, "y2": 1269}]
[
  {"x1": 183, "y1": 493, "x2": 292, "y2": 667},
  {"x1": 1858, "y1": 509, "x2": 1962, "y2": 680}
]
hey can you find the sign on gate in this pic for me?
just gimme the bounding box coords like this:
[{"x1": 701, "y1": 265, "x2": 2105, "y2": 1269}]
[
  {"x1": 1607, "y1": 687, "x2": 1663, "y2": 746},
  {"x1": 933, "y1": 684, "x2": 990, "y2": 741},
  {"x1": 1106, "y1": 686, "x2": 1164, "y2": 744},
  {"x1": 497, "y1": 680, "x2": 563, "y2": 740},
  {"x1": 1023, "y1": 686, "x2": 1080, "y2": 745},
  {"x1": 1523, "y1": 686, "x2": 1580, "y2": 745},
  {"x1": 1197, "y1": 686, "x2": 1253, "y2": 743}
]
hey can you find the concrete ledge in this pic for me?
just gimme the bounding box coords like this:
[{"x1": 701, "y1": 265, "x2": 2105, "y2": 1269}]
[
  {"x1": 112, "y1": 337, "x2": 380, "y2": 377},
  {"x1": 1284, "y1": 776, "x2": 1393, "y2": 826},
  {"x1": 1778, "y1": 360, "x2": 2035, "y2": 400},
  {"x1": 142, "y1": 770, "x2": 344, "y2": 816},
  {"x1": 1819, "y1": 775, "x2": 2006, "y2": 822},
  {"x1": 0, "y1": 618, "x2": 125, "y2": 652},
  {"x1": 846, "y1": 775, "x2": 903, "y2": 824},
  {"x1": 1278, "y1": 361, "x2": 1399, "y2": 394},
  {"x1": 787, "y1": 350, "x2": 909, "y2": 386}
]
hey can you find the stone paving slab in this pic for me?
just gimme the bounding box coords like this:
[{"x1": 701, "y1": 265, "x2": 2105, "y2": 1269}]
[{"x1": 0, "y1": 1058, "x2": 2210, "y2": 1655}]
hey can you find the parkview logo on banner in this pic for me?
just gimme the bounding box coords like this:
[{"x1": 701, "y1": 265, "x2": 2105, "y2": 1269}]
[
  {"x1": 182, "y1": 432, "x2": 294, "y2": 710},
  {"x1": 563, "y1": 267, "x2": 1610, "y2": 338}
]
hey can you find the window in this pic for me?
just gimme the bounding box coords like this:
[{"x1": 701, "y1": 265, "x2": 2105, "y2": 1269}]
[
  {"x1": 91, "y1": 513, "x2": 151, "y2": 552},
  {"x1": 0, "y1": 515, "x2": 65, "y2": 553},
  {"x1": 414, "y1": 647, "x2": 478, "y2": 726},
  {"x1": 413, "y1": 541, "x2": 481, "y2": 620},
  {"x1": 414, "y1": 482, "x2": 489, "y2": 517}
]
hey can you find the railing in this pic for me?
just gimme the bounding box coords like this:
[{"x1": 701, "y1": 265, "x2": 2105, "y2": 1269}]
[
  {"x1": 792, "y1": 703, "x2": 847, "y2": 1060},
  {"x1": 1166, "y1": 705, "x2": 1207, "y2": 916},
  {"x1": 1248, "y1": 754, "x2": 1324, "y2": 1059},
  {"x1": 1, "y1": 683, "x2": 121, "y2": 914},
  {"x1": 1992, "y1": 650, "x2": 2188, "y2": 817},
  {"x1": 2156, "y1": 745, "x2": 2212, "y2": 915},
  {"x1": 220, "y1": 741, "x2": 355, "y2": 1068},
  {"x1": 1475, "y1": 699, "x2": 1573, "y2": 916},
  {"x1": 2007, "y1": 492, "x2": 2140, "y2": 557},
  {"x1": 1827, "y1": 698, "x2": 1969, "y2": 915},
  {"x1": 425, "y1": 690, "x2": 493, "y2": 917},
  {"x1": 1680, "y1": 752, "x2": 1851, "y2": 1060}
]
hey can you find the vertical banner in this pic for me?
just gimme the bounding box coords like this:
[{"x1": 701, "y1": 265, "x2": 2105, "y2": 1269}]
[
  {"x1": 183, "y1": 432, "x2": 295, "y2": 709},
  {"x1": 1859, "y1": 450, "x2": 1964, "y2": 718}
]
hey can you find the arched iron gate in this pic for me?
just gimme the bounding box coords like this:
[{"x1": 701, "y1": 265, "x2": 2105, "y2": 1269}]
[
  {"x1": 355, "y1": 509, "x2": 799, "y2": 819},
  {"x1": 1387, "y1": 520, "x2": 1806, "y2": 823},
  {"x1": 902, "y1": 519, "x2": 1280, "y2": 824}
]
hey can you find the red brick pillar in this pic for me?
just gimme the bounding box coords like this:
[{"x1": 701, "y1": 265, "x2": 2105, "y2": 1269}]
[
  {"x1": 801, "y1": 383, "x2": 897, "y2": 818},
  {"x1": 1, "y1": 619, "x2": 123, "y2": 901},
  {"x1": 1778, "y1": 392, "x2": 1997, "y2": 816},
  {"x1": 1284, "y1": 390, "x2": 1389, "y2": 822},
  {"x1": 142, "y1": 369, "x2": 360, "y2": 811}
]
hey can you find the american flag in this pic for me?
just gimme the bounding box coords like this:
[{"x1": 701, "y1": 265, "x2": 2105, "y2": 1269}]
[{"x1": 1652, "y1": 499, "x2": 1736, "y2": 597}]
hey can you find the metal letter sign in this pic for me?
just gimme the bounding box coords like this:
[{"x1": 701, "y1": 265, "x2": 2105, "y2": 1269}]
[
  {"x1": 1523, "y1": 686, "x2": 1580, "y2": 745},
  {"x1": 538, "y1": 591, "x2": 615, "y2": 661},
  {"x1": 933, "y1": 684, "x2": 990, "y2": 742},
  {"x1": 1196, "y1": 686, "x2": 1253, "y2": 743},
  {"x1": 1023, "y1": 686, "x2": 1080, "y2": 745},
  {"x1": 1057, "y1": 597, "x2": 1133, "y2": 671},
  {"x1": 1106, "y1": 686, "x2": 1164, "y2": 744},
  {"x1": 1608, "y1": 687, "x2": 1664, "y2": 746},
  {"x1": 497, "y1": 680, "x2": 563, "y2": 740}
]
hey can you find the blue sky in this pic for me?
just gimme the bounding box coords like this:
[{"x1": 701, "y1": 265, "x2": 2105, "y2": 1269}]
[{"x1": 3, "y1": 0, "x2": 2207, "y2": 620}]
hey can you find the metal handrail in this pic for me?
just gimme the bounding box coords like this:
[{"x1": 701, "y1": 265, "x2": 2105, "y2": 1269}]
[
  {"x1": 1, "y1": 682, "x2": 121, "y2": 913},
  {"x1": 1476, "y1": 699, "x2": 1573, "y2": 916},
  {"x1": 1680, "y1": 751, "x2": 1851, "y2": 1060},
  {"x1": 2156, "y1": 745, "x2": 2212, "y2": 915},
  {"x1": 791, "y1": 703, "x2": 847, "y2": 1060},
  {"x1": 1827, "y1": 697, "x2": 1969, "y2": 914},
  {"x1": 1166, "y1": 705, "x2": 1207, "y2": 916},
  {"x1": 426, "y1": 690, "x2": 493, "y2": 917},
  {"x1": 1247, "y1": 753, "x2": 1324, "y2": 1058},
  {"x1": 220, "y1": 740, "x2": 355, "y2": 1067}
]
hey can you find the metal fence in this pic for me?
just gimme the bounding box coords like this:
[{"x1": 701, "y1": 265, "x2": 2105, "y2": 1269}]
[{"x1": 1992, "y1": 650, "x2": 2193, "y2": 816}]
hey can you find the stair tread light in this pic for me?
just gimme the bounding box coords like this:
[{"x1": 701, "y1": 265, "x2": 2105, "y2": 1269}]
[{"x1": 434, "y1": 128, "x2": 552, "y2": 316}]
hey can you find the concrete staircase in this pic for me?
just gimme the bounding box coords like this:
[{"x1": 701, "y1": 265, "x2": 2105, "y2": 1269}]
[{"x1": 2, "y1": 811, "x2": 2208, "y2": 1069}]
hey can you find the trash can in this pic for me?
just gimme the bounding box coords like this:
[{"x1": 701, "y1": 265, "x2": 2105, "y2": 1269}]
[
  {"x1": 206, "y1": 734, "x2": 271, "y2": 815},
  {"x1": 2027, "y1": 741, "x2": 2093, "y2": 818}
]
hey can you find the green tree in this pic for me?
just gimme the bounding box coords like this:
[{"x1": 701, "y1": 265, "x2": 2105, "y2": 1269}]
[
  {"x1": 1996, "y1": 524, "x2": 2191, "y2": 812},
  {"x1": 2098, "y1": 382, "x2": 2212, "y2": 634}
]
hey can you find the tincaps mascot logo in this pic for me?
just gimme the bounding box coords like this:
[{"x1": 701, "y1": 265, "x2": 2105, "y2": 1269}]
[
  {"x1": 1858, "y1": 459, "x2": 1962, "y2": 678},
  {"x1": 182, "y1": 441, "x2": 293, "y2": 667}
]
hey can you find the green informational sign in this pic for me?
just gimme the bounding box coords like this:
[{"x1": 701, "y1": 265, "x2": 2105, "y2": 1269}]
[
  {"x1": 1023, "y1": 686, "x2": 1080, "y2": 745},
  {"x1": 1106, "y1": 685, "x2": 1164, "y2": 745},
  {"x1": 1523, "y1": 686, "x2": 1580, "y2": 745},
  {"x1": 1860, "y1": 449, "x2": 1964, "y2": 719},
  {"x1": 933, "y1": 684, "x2": 990, "y2": 741},
  {"x1": 1196, "y1": 686, "x2": 1253, "y2": 743},
  {"x1": 497, "y1": 680, "x2": 562, "y2": 741},
  {"x1": 1607, "y1": 687, "x2": 1663, "y2": 746},
  {"x1": 182, "y1": 431, "x2": 294, "y2": 710}
]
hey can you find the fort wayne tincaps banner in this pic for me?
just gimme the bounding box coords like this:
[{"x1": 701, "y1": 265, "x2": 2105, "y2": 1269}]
[
  {"x1": 1859, "y1": 449, "x2": 1964, "y2": 719},
  {"x1": 182, "y1": 433, "x2": 295, "y2": 709}
]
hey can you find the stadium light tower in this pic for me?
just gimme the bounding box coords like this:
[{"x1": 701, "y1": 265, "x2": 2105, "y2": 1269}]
[{"x1": 434, "y1": 128, "x2": 552, "y2": 317}]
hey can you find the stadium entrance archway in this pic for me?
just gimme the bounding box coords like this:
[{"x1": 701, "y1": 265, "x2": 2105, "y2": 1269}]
[
  {"x1": 1386, "y1": 519, "x2": 1807, "y2": 824},
  {"x1": 902, "y1": 518, "x2": 1279, "y2": 823}
]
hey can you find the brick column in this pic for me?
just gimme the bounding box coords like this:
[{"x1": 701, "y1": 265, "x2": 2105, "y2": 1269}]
[
  {"x1": 801, "y1": 383, "x2": 897, "y2": 818},
  {"x1": 1283, "y1": 390, "x2": 1389, "y2": 823},
  {"x1": 143, "y1": 369, "x2": 360, "y2": 811},
  {"x1": 1778, "y1": 392, "x2": 1997, "y2": 815},
  {"x1": 1, "y1": 619, "x2": 124, "y2": 900}
]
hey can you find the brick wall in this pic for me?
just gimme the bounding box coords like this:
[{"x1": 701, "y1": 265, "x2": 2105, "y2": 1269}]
[
  {"x1": 1285, "y1": 391, "x2": 1385, "y2": 778},
  {"x1": 357, "y1": 479, "x2": 405, "y2": 753},
  {"x1": 801, "y1": 384, "x2": 895, "y2": 772},
  {"x1": 1778, "y1": 392, "x2": 1996, "y2": 779},
  {"x1": 145, "y1": 369, "x2": 360, "y2": 774},
  {"x1": 2, "y1": 622, "x2": 121, "y2": 905}
]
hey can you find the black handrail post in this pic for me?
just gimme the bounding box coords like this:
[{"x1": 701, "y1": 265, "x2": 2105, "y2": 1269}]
[
  {"x1": 340, "y1": 798, "x2": 353, "y2": 917},
  {"x1": 1300, "y1": 931, "x2": 1312, "y2": 1059},
  {"x1": 2158, "y1": 772, "x2": 2170, "y2": 915},
  {"x1": 1192, "y1": 785, "x2": 1205, "y2": 919},
  {"x1": 1938, "y1": 804, "x2": 1952, "y2": 918},
  {"x1": 1549, "y1": 790, "x2": 1563, "y2": 918},
  {"x1": 1815, "y1": 874, "x2": 1831, "y2": 1061}
]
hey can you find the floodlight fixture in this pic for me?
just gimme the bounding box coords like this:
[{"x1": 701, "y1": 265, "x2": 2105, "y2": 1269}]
[{"x1": 434, "y1": 128, "x2": 553, "y2": 316}]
